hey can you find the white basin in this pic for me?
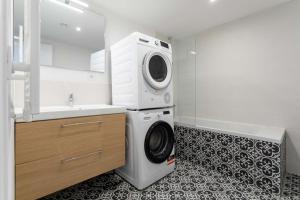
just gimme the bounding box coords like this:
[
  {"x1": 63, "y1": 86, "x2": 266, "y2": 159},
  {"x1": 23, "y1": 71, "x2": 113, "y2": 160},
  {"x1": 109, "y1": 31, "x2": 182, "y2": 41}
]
[
  {"x1": 39, "y1": 104, "x2": 119, "y2": 112},
  {"x1": 15, "y1": 104, "x2": 126, "y2": 122}
]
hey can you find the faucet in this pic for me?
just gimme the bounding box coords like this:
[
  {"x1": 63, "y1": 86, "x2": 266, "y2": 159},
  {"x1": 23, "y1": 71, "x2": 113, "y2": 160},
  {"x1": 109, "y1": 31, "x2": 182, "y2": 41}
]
[{"x1": 68, "y1": 93, "x2": 74, "y2": 107}]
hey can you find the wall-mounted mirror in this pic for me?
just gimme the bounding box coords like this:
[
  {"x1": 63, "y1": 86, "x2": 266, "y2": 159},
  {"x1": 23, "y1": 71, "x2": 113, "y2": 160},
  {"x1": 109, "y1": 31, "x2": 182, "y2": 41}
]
[{"x1": 40, "y1": 0, "x2": 105, "y2": 72}]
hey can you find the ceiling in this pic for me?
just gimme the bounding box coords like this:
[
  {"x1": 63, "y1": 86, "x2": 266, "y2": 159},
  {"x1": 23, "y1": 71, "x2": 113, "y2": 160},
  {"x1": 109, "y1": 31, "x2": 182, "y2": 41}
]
[{"x1": 90, "y1": 0, "x2": 291, "y2": 38}]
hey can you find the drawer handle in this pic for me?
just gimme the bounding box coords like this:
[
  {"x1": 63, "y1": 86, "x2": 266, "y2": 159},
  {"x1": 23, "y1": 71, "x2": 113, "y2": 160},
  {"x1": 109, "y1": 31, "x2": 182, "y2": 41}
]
[
  {"x1": 61, "y1": 121, "x2": 103, "y2": 128},
  {"x1": 61, "y1": 149, "x2": 103, "y2": 164}
]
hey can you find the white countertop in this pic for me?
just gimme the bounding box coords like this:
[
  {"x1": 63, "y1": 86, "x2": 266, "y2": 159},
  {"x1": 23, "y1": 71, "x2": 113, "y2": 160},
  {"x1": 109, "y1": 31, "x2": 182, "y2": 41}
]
[{"x1": 15, "y1": 105, "x2": 127, "y2": 122}]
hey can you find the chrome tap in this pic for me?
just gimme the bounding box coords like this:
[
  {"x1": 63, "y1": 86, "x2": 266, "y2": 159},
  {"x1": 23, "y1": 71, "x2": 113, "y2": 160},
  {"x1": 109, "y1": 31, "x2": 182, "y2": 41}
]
[{"x1": 68, "y1": 93, "x2": 74, "y2": 107}]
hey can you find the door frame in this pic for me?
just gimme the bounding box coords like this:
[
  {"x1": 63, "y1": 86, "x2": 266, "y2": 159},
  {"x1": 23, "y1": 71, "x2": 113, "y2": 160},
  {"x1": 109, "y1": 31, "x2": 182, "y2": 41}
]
[{"x1": 0, "y1": 0, "x2": 15, "y2": 199}]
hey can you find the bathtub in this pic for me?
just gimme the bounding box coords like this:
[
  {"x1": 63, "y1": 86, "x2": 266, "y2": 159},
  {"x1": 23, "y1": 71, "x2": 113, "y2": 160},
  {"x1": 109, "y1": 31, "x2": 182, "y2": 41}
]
[
  {"x1": 174, "y1": 116, "x2": 286, "y2": 194},
  {"x1": 175, "y1": 116, "x2": 285, "y2": 143}
]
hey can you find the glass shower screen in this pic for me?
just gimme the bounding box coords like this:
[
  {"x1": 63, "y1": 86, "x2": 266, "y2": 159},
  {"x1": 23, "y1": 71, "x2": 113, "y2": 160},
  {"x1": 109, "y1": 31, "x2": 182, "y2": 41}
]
[{"x1": 173, "y1": 37, "x2": 197, "y2": 126}]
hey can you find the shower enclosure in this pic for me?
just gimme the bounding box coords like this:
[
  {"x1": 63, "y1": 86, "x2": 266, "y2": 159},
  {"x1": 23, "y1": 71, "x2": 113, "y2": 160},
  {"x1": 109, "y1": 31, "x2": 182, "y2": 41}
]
[
  {"x1": 173, "y1": 37, "x2": 197, "y2": 126},
  {"x1": 172, "y1": 37, "x2": 286, "y2": 195}
]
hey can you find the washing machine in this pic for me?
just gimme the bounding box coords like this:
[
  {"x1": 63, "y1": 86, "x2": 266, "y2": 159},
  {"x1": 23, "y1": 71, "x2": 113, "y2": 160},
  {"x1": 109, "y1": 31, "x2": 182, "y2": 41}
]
[
  {"x1": 116, "y1": 108, "x2": 175, "y2": 190},
  {"x1": 111, "y1": 32, "x2": 173, "y2": 110}
]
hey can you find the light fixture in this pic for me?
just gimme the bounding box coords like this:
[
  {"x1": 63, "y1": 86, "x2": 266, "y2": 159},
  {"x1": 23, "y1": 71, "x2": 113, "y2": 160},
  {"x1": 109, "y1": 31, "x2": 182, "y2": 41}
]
[
  {"x1": 48, "y1": 0, "x2": 84, "y2": 13},
  {"x1": 76, "y1": 26, "x2": 81, "y2": 32},
  {"x1": 210, "y1": 0, "x2": 217, "y2": 3},
  {"x1": 70, "y1": 0, "x2": 89, "y2": 8}
]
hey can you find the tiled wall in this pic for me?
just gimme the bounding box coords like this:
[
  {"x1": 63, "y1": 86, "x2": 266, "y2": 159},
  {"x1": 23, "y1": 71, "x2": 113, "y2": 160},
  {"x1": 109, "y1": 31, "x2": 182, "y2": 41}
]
[{"x1": 174, "y1": 124, "x2": 286, "y2": 195}]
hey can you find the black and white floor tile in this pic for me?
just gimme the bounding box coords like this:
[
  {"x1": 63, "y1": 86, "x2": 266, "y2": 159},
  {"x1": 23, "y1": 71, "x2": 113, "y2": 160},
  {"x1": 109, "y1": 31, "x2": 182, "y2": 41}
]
[
  {"x1": 174, "y1": 124, "x2": 285, "y2": 194},
  {"x1": 41, "y1": 159, "x2": 300, "y2": 200}
]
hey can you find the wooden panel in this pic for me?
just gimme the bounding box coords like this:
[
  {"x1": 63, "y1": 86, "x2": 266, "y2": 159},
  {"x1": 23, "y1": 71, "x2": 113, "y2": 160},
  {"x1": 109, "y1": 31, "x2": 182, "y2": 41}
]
[
  {"x1": 15, "y1": 120, "x2": 61, "y2": 164},
  {"x1": 16, "y1": 114, "x2": 125, "y2": 164},
  {"x1": 59, "y1": 115, "x2": 105, "y2": 158},
  {"x1": 59, "y1": 114, "x2": 125, "y2": 159},
  {"x1": 16, "y1": 114, "x2": 126, "y2": 200},
  {"x1": 16, "y1": 143, "x2": 124, "y2": 200}
]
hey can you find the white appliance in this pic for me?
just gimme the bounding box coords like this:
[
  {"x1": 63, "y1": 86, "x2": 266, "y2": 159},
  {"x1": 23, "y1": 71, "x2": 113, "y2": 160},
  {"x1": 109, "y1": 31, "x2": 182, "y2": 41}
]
[
  {"x1": 116, "y1": 108, "x2": 175, "y2": 190},
  {"x1": 111, "y1": 32, "x2": 173, "y2": 110}
]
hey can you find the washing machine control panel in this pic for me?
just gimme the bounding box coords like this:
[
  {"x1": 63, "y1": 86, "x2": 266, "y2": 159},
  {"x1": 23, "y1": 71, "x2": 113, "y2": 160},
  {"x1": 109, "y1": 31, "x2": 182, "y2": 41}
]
[
  {"x1": 138, "y1": 35, "x2": 172, "y2": 53},
  {"x1": 163, "y1": 110, "x2": 170, "y2": 115},
  {"x1": 142, "y1": 109, "x2": 173, "y2": 122},
  {"x1": 160, "y1": 41, "x2": 169, "y2": 49}
]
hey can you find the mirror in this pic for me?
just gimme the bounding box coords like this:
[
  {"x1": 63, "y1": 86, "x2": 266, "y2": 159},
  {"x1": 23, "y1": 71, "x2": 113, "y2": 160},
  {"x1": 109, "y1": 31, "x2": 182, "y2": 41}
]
[{"x1": 40, "y1": 0, "x2": 105, "y2": 72}]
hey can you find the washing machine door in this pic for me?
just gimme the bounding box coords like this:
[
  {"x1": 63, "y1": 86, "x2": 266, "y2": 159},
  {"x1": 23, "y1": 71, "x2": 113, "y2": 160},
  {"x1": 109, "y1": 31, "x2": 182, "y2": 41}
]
[
  {"x1": 143, "y1": 52, "x2": 172, "y2": 90},
  {"x1": 144, "y1": 121, "x2": 174, "y2": 164}
]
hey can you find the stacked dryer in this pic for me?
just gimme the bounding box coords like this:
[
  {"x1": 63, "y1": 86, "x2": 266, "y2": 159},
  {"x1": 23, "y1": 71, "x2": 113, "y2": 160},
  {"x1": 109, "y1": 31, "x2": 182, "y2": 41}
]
[{"x1": 111, "y1": 32, "x2": 175, "y2": 190}]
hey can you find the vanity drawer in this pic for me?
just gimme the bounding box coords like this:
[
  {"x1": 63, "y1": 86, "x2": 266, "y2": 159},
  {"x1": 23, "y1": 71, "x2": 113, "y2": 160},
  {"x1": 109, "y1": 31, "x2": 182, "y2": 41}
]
[
  {"x1": 16, "y1": 120, "x2": 61, "y2": 164},
  {"x1": 58, "y1": 115, "x2": 108, "y2": 158},
  {"x1": 16, "y1": 114, "x2": 125, "y2": 200},
  {"x1": 16, "y1": 114, "x2": 125, "y2": 164},
  {"x1": 59, "y1": 114, "x2": 125, "y2": 158},
  {"x1": 16, "y1": 141, "x2": 125, "y2": 200}
]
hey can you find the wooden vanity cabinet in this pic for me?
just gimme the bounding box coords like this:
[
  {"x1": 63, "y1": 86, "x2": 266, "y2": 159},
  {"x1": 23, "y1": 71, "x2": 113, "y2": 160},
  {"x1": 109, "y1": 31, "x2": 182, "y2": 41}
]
[{"x1": 15, "y1": 113, "x2": 125, "y2": 200}]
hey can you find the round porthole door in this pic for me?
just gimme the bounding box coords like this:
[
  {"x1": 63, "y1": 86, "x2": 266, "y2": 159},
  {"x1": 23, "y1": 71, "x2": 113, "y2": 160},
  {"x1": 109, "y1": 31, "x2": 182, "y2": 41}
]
[
  {"x1": 144, "y1": 121, "x2": 174, "y2": 164},
  {"x1": 143, "y1": 52, "x2": 172, "y2": 90}
]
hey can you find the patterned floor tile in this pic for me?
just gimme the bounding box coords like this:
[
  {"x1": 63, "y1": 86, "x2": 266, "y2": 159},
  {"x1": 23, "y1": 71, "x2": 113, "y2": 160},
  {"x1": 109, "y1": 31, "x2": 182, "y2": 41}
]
[
  {"x1": 254, "y1": 140, "x2": 282, "y2": 194},
  {"x1": 41, "y1": 159, "x2": 300, "y2": 200},
  {"x1": 214, "y1": 133, "x2": 235, "y2": 177},
  {"x1": 234, "y1": 137, "x2": 256, "y2": 185}
]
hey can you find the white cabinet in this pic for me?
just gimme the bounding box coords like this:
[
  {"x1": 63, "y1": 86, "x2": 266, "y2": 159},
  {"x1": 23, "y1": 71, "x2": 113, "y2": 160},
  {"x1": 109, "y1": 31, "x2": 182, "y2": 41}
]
[{"x1": 90, "y1": 49, "x2": 105, "y2": 73}]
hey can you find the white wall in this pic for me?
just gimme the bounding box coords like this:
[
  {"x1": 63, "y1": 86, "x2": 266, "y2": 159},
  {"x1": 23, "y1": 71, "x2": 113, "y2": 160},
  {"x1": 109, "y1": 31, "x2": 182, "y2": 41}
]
[{"x1": 192, "y1": 1, "x2": 300, "y2": 174}]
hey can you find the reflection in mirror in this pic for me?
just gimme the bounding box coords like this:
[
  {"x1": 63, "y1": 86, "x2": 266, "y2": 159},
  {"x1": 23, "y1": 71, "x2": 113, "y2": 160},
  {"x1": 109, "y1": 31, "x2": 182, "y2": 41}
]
[
  {"x1": 13, "y1": 0, "x2": 24, "y2": 64},
  {"x1": 40, "y1": 0, "x2": 105, "y2": 72}
]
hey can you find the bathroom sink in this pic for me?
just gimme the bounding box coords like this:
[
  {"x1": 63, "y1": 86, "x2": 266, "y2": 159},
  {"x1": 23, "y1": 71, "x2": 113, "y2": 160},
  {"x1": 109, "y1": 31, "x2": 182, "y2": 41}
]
[
  {"x1": 39, "y1": 105, "x2": 114, "y2": 112},
  {"x1": 39, "y1": 106, "x2": 80, "y2": 112},
  {"x1": 72, "y1": 104, "x2": 119, "y2": 110},
  {"x1": 15, "y1": 104, "x2": 126, "y2": 122}
]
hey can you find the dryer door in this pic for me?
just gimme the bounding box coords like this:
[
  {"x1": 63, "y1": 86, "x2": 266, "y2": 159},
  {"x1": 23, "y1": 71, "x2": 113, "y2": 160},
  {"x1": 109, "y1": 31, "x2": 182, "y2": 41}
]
[
  {"x1": 143, "y1": 52, "x2": 172, "y2": 89},
  {"x1": 144, "y1": 121, "x2": 174, "y2": 164}
]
